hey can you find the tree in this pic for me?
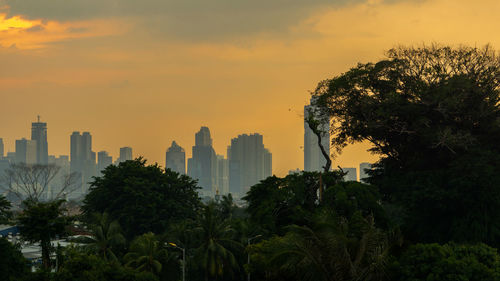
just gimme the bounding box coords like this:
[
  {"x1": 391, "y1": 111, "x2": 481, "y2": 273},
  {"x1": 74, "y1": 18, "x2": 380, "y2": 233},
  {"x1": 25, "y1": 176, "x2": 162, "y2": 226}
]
[
  {"x1": 193, "y1": 203, "x2": 243, "y2": 280},
  {"x1": 305, "y1": 96, "x2": 332, "y2": 173},
  {"x1": 0, "y1": 194, "x2": 12, "y2": 224},
  {"x1": 56, "y1": 246, "x2": 158, "y2": 281},
  {"x1": 312, "y1": 45, "x2": 500, "y2": 245},
  {"x1": 250, "y1": 210, "x2": 397, "y2": 281},
  {"x1": 17, "y1": 199, "x2": 70, "y2": 269},
  {"x1": 243, "y1": 171, "x2": 344, "y2": 235},
  {"x1": 83, "y1": 158, "x2": 201, "y2": 239},
  {"x1": 0, "y1": 163, "x2": 80, "y2": 202},
  {"x1": 124, "y1": 233, "x2": 174, "y2": 276},
  {"x1": 0, "y1": 237, "x2": 30, "y2": 281},
  {"x1": 86, "y1": 212, "x2": 126, "y2": 262},
  {"x1": 396, "y1": 243, "x2": 500, "y2": 281}
]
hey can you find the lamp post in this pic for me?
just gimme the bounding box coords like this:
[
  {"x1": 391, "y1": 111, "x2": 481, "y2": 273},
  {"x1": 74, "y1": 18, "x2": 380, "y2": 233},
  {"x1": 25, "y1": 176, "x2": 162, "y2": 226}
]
[
  {"x1": 167, "y1": 243, "x2": 186, "y2": 281},
  {"x1": 247, "y1": 235, "x2": 262, "y2": 281}
]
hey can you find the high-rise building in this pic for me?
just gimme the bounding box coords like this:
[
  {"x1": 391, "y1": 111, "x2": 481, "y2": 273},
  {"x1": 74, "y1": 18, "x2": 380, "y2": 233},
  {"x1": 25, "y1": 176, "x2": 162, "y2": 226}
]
[
  {"x1": 116, "y1": 147, "x2": 133, "y2": 164},
  {"x1": 47, "y1": 155, "x2": 71, "y2": 200},
  {"x1": 216, "y1": 155, "x2": 229, "y2": 195},
  {"x1": 166, "y1": 141, "x2": 186, "y2": 174},
  {"x1": 15, "y1": 138, "x2": 37, "y2": 164},
  {"x1": 359, "y1": 162, "x2": 372, "y2": 183},
  {"x1": 0, "y1": 138, "x2": 4, "y2": 159},
  {"x1": 97, "y1": 151, "x2": 113, "y2": 175},
  {"x1": 342, "y1": 167, "x2": 357, "y2": 181},
  {"x1": 70, "y1": 131, "x2": 96, "y2": 196},
  {"x1": 188, "y1": 127, "x2": 217, "y2": 195},
  {"x1": 31, "y1": 117, "x2": 49, "y2": 164},
  {"x1": 304, "y1": 97, "x2": 330, "y2": 172},
  {"x1": 227, "y1": 133, "x2": 272, "y2": 196},
  {"x1": 6, "y1": 152, "x2": 16, "y2": 163}
]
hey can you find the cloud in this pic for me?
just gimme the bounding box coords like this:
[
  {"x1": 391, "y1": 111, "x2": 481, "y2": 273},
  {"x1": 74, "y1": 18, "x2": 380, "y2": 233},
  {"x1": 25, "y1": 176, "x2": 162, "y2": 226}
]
[
  {"x1": 1, "y1": 0, "x2": 367, "y2": 40},
  {"x1": 0, "y1": 13, "x2": 128, "y2": 49}
]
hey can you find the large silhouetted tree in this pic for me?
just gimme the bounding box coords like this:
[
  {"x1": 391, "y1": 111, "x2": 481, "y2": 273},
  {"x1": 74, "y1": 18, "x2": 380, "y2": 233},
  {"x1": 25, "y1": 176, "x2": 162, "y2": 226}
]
[
  {"x1": 313, "y1": 45, "x2": 500, "y2": 245},
  {"x1": 83, "y1": 158, "x2": 201, "y2": 239}
]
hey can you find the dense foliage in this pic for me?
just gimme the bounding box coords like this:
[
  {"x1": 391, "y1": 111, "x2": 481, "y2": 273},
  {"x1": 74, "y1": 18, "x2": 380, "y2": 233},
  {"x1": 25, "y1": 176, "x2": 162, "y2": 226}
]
[
  {"x1": 0, "y1": 194, "x2": 12, "y2": 224},
  {"x1": 313, "y1": 45, "x2": 500, "y2": 245},
  {"x1": 0, "y1": 237, "x2": 30, "y2": 281},
  {"x1": 3, "y1": 45, "x2": 500, "y2": 281},
  {"x1": 396, "y1": 243, "x2": 500, "y2": 281},
  {"x1": 17, "y1": 199, "x2": 70, "y2": 269},
  {"x1": 83, "y1": 158, "x2": 201, "y2": 239}
]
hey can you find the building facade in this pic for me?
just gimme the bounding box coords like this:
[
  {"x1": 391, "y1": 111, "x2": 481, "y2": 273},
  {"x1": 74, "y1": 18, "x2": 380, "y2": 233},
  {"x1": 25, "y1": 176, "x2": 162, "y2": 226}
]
[
  {"x1": 15, "y1": 138, "x2": 37, "y2": 164},
  {"x1": 227, "y1": 133, "x2": 272, "y2": 197},
  {"x1": 166, "y1": 141, "x2": 186, "y2": 175},
  {"x1": 342, "y1": 167, "x2": 358, "y2": 182},
  {"x1": 188, "y1": 127, "x2": 217, "y2": 196},
  {"x1": 359, "y1": 162, "x2": 372, "y2": 183},
  {"x1": 97, "y1": 151, "x2": 113, "y2": 175},
  {"x1": 31, "y1": 118, "x2": 48, "y2": 164},
  {"x1": 116, "y1": 147, "x2": 133, "y2": 164}
]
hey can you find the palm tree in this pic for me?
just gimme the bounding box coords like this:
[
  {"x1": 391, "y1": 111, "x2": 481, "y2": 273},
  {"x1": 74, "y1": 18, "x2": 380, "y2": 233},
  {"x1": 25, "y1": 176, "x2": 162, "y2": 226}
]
[
  {"x1": 87, "y1": 212, "x2": 126, "y2": 262},
  {"x1": 124, "y1": 232, "x2": 170, "y2": 275},
  {"x1": 257, "y1": 210, "x2": 397, "y2": 281},
  {"x1": 194, "y1": 203, "x2": 243, "y2": 280}
]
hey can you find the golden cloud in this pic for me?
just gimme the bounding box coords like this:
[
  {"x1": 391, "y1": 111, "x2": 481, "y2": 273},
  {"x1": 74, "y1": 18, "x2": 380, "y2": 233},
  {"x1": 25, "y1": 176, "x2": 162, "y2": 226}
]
[{"x1": 0, "y1": 13, "x2": 127, "y2": 49}]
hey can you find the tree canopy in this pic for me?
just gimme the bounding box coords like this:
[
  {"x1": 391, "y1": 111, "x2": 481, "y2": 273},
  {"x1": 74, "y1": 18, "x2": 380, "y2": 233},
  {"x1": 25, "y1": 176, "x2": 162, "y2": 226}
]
[
  {"x1": 313, "y1": 45, "x2": 500, "y2": 245},
  {"x1": 83, "y1": 158, "x2": 202, "y2": 239}
]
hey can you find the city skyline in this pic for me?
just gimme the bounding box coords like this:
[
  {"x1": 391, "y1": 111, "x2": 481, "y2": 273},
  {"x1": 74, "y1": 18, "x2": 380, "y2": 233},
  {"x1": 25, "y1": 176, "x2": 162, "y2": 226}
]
[
  {"x1": 5, "y1": 0, "x2": 494, "y2": 176},
  {"x1": 0, "y1": 117, "x2": 377, "y2": 176}
]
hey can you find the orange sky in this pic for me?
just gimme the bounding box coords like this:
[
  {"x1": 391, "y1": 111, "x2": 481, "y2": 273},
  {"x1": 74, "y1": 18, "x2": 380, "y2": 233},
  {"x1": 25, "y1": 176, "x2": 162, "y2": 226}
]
[{"x1": 1, "y1": 0, "x2": 500, "y2": 176}]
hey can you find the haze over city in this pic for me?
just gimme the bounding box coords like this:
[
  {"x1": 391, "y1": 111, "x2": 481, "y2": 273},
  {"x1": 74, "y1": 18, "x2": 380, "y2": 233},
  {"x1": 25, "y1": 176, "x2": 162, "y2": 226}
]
[
  {"x1": 3, "y1": 0, "x2": 499, "y2": 175},
  {"x1": 3, "y1": 0, "x2": 500, "y2": 280}
]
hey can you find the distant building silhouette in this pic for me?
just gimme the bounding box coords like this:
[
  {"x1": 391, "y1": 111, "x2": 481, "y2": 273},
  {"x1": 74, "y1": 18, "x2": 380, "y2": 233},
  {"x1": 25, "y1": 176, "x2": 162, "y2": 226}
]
[
  {"x1": 70, "y1": 131, "x2": 96, "y2": 196},
  {"x1": 97, "y1": 151, "x2": 113, "y2": 175},
  {"x1": 188, "y1": 127, "x2": 217, "y2": 196},
  {"x1": 342, "y1": 167, "x2": 357, "y2": 181},
  {"x1": 0, "y1": 138, "x2": 3, "y2": 159},
  {"x1": 166, "y1": 141, "x2": 186, "y2": 175},
  {"x1": 15, "y1": 138, "x2": 37, "y2": 164},
  {"x1": 359, "y1": 162, "x2": 372, "y2": 183},
  {"x1": 48, "y1": 155, "x2": 70, "y2": 200},
  {"x1": 216, "y1": 155, "x2": 229, "y2": 195},
  {"x1": 227, "y1": 133, "x2": 272, "y2": 197},
  {"x1": 116, "y1": 147, "x2": 133, "y2": 164},
  {"x1": 31, "y1": 117, "x2": 48, "y2": 164},
  {"x1": 304, "y1": 97, "x2": 330, "y2": 172}
]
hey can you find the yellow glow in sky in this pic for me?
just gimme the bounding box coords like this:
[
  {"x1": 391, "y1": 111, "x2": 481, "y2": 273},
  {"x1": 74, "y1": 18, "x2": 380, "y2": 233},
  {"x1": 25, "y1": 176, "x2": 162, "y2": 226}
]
[
  {"x1": 1, "y1": 0, "x2": 500, "y2": 176},
  {"x1": 0, "y1": 13, "x2": 36, "y2": 31}
]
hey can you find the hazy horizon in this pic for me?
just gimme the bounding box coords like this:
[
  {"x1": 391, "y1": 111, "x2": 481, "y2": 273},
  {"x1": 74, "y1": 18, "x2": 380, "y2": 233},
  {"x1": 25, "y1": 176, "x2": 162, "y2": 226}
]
[{"x1": 2, "y1": 0, "x2": 499, "y2": 175}]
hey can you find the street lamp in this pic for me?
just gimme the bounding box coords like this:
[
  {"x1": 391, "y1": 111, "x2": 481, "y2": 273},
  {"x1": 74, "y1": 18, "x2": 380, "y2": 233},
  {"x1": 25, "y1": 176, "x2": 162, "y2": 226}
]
[
  {"x1": 167, "y1": 242, "x2": 186, "y2": 281},
  {"x1": 247, "y1": 235, "x2": 262, "y2": 281}
]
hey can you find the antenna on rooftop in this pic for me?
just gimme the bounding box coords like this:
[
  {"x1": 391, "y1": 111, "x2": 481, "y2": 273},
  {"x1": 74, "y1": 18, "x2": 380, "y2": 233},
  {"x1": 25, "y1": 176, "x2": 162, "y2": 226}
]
[{"x1": 37, "y1": 115, "x2": 40, "y2": 122}]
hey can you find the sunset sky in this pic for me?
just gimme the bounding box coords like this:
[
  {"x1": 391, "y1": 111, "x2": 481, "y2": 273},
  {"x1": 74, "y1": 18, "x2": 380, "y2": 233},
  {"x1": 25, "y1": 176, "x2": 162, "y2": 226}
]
[{"x1": 1, "y1": 0, "x2": 499, "y2": 175}]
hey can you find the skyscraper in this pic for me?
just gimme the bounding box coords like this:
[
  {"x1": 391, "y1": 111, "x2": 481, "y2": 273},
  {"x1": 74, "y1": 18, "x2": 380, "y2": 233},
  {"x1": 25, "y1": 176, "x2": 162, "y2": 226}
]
[
  {"x1": 188, "y1": 127, "x2": 217, "y2": 195},
  {"x1": 342, "y1": 167, "x2": 358, "y2": 181},
  {"x1": 166, "y1": 141, "x2": 186, "y2": 174},
  {"x1": 70, "y1": 131, "x2": 96, "y2": 195},
  {"x1": 359, "y1": 162, "x2": 372, "y2": 183},
  {"x1": 116, "y1": 147, "x2": 133, "y2": 164},
  {"x1": 15, "y1": 138, "x2": 37, "y2": 164},
  {"x1": 70, "y1": 131, "x2": 83, "y2": 175},
  {"x1": 216, "y1": 155, "x2": 229, "y2": 195},
  {"x1": 304, "y1": 97, "x2": 330, "y2": 172},
  {"x1": 0, "y1": 138, "x2": 4, "y2": 159},
  {"x1": 31, "y1": 117, "x2": 49, "y2": 164},
  {"x1": 227, "y1": 133, "x2": 272, "y2": 196},
  {"x1": 97, "y1": 151, "x2": 113, "y2": 175}
]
